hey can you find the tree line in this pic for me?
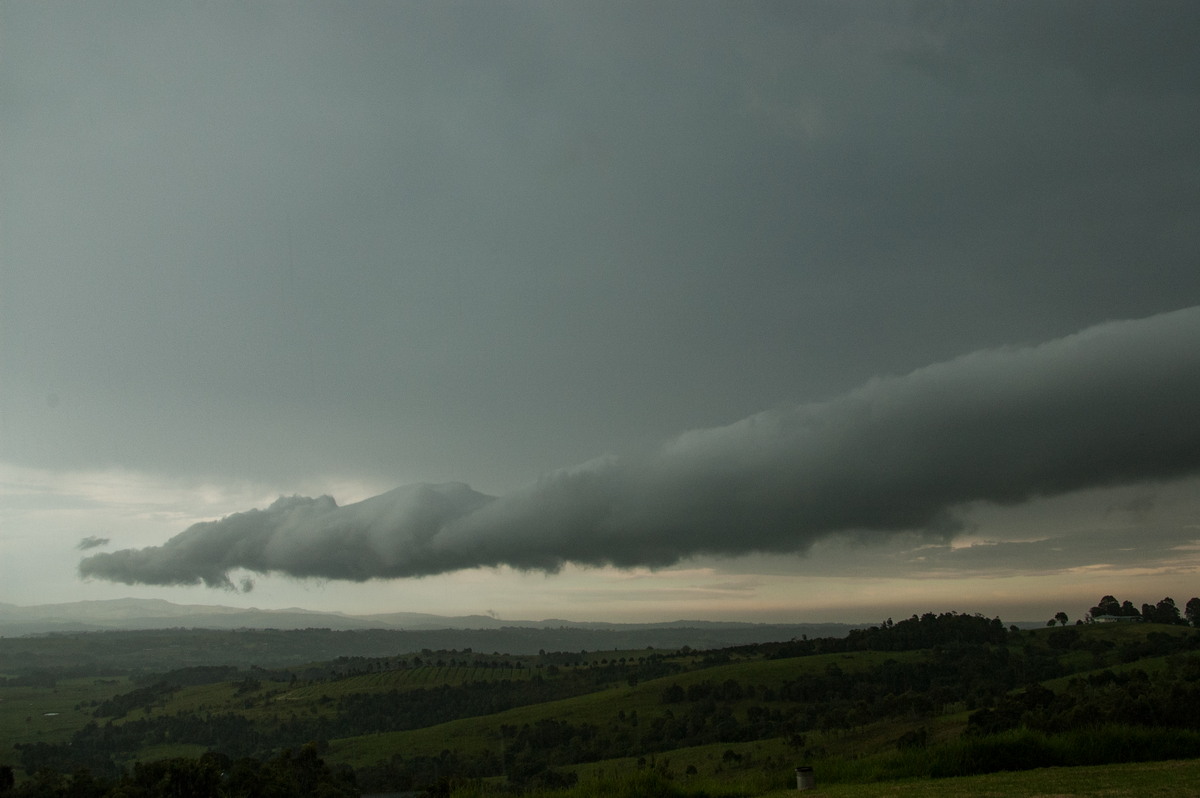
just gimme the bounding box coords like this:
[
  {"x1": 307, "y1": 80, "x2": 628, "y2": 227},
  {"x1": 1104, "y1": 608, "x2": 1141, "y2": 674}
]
[{"x1": 1082, "y1": 595, "x2": 1200, "y2": 625}]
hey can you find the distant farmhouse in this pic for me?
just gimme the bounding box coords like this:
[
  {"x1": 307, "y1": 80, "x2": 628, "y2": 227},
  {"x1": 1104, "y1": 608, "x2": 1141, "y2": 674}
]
[{"x1": 1090, "y1": 614, "x2": 1143, "y2": 623}]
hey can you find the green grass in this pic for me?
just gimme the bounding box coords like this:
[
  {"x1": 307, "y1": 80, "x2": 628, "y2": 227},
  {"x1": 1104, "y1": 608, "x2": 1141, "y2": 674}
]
[
  {"x1": 1023, "y1": 622, "x2": 1194, "y2": 664},
  {"x1": 124, "y1": 743, "x2": 209, "y2": 764},
  {"x1": 0, "y1": 644, "x2": 991, "y2": 774},
  {"x1": 789, "y1": 725, "x2": 1200, "y2": 787},
  {"x1": 326, "y1": 649, "x2": 925, "y2": 769},
  {"x1": 0, "y1": 677, "x2": 132, "y2": 767},
  {"x1": 121, "y1": 664, "x2": 535, "y2": 728},
  {"x1": 1039, "y1": 652, "x2": 1187, "y2": 692},
  {"x1": 536, "y1": 712, "x2": 970, "y2": 792},
  {"x1": 761, "y1": 757, "x2": 1200, "y2": 797},
  {"x1": 7, "y1": 624, "x2": 1200, "y2": 793},
  {"x1": 451, "y1": 759, "x2": 1200, "y2": 798}
]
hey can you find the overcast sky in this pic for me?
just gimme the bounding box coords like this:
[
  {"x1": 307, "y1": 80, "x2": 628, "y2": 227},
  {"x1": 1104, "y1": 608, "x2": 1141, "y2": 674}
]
[{"x1": 3, "y1": 1, "x2": 1200, "y2": 624}]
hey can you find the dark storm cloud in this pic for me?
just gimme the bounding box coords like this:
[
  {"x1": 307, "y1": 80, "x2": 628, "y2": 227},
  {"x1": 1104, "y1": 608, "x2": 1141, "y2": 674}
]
[
  {"x1": 5, "y1": 2, "x2": 1200, "y2": 494},
  {"x1": 79, "y1": 307, "x2": 1200, "y2": 588}
]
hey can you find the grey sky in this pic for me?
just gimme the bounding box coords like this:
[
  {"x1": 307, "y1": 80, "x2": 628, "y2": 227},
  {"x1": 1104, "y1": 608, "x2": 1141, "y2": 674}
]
[{"x1": 4, "y1": 2, "x2": 1200, "y2": 621}]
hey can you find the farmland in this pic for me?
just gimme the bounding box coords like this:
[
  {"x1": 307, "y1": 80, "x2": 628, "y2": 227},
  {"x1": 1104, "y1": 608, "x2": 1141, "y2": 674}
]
[{"x1": 3, "y1": 607, "x2": 1200, "y2": 796}]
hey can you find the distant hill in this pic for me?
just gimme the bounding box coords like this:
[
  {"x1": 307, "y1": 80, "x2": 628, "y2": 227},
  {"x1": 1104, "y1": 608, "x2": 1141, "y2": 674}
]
[
  {"x1": 0, "y1": 597, "x2": 855, "y2": 649},
  {"x1": 0, "y1": 598, "x2": 376, "y2": 635}
]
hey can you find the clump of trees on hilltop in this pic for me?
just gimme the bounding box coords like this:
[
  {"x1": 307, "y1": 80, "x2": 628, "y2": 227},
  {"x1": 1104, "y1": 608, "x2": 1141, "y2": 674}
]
[{"x1": 1080, "y1": 595, "x2": 1200, "y2": 626}]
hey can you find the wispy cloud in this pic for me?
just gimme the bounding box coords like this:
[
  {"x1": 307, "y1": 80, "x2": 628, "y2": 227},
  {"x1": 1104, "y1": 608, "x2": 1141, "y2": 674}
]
[{"x1": 76, "y1": 536, "x2": 110, "y2": 551}]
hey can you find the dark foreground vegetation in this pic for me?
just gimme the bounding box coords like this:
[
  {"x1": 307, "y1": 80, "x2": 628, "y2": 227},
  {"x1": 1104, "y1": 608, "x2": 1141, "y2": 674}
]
[{"x1": 2, "y1": 593, "x2": 1200, "y2": 797}]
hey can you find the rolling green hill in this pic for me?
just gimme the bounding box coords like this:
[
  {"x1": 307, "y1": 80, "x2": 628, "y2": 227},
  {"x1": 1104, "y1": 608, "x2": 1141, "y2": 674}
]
[{"x1": 3, "y1": 611, "x2": 1200, "y2": 796}]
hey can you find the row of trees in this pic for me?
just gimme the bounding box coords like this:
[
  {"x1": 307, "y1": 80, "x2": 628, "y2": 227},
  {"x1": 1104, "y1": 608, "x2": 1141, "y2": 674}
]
[{"x1": 1, "y1": 745, "x2": 357, "y2": 798}]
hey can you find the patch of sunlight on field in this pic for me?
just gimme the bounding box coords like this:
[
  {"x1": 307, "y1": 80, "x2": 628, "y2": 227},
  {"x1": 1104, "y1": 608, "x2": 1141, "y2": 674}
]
[{"x1": 126, "y1": 743, "x2": 209, "y2": 764}]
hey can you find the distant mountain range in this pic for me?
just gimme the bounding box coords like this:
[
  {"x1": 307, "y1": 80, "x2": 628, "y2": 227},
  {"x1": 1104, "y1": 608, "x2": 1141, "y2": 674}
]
[{"x1": 0, "y1": 597, "x2": 857, "y2": 644}]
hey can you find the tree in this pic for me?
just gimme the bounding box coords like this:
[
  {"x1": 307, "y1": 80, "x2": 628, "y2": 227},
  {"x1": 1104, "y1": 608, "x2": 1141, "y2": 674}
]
[
  {"x1": 1089, "y1": 595, "x2": 1121, "y2": 620},
  {"x1": 1186, "y1": 597, "x2": 1200, "y2": 628},
  {"x1": 660, "y1": 684, "x2": 684, "y2": 704},
  {"x1": 128, "y1": 757, "x2": 221, "y2": 798},
  {"x1": 1155, "y1": 597, "x2": 1183, "y2": 625},
  {"x1": 1054, "y1": 612, "x2": 1069, "y2": 627}
]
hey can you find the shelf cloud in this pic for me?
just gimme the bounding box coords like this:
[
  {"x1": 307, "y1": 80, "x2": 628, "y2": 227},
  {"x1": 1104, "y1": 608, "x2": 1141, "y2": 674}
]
[{"x1": 79, "y1": 306, "x2": 1200, "y2": 590}]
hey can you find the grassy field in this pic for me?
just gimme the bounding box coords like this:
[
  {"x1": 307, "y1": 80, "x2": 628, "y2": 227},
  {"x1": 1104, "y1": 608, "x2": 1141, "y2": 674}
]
[
  {"x1": 328, "y1": 647, "x2": 927, "y2": 768},
  {"x1": 1022, "y1": 622, "x2": 1196, "y2": 674},
  {"x1": 450, "y1": 758, "x2": 1200, "y2": 798},
  {"x1": 766, "y1": 758, "x2": 1200, "y2": 798},
  {"x1": 0, "y1": 662, "x2": 541, "y2": 775},
  {"x1": 5, "y1": 621, "x2": 1200, "y2": 795},
  {"x1": 99, "y1": 662, "x2": 538, "y2": 722},
  {"x1": 0, "y1": 676, "x2": 132, "y2": 768}
]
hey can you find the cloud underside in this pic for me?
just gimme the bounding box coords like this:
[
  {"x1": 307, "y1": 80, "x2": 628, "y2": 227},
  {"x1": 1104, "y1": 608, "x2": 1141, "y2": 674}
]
[{"x1": 79, "y1": 306, "x2": 1200, "y2": 589}]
